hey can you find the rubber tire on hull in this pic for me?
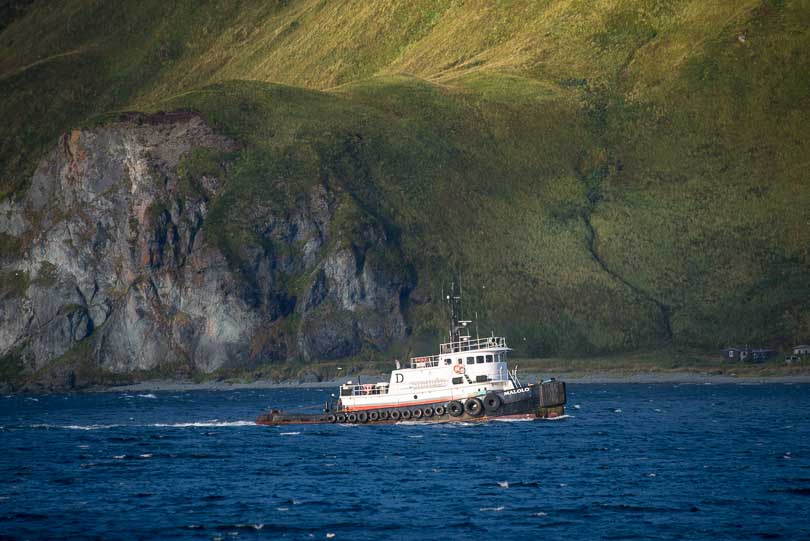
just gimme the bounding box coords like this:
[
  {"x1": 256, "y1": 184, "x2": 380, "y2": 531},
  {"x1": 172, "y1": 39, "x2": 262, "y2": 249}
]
[
  {"x1": 448, "y1": 401, "x2": 464, "y2": 417},
  {"x1": 423, "y1": 407, "x2": 433, "y2": 417},
  {"x1": 401, "y1": 410, "x2": 412, "y2": 420},
  {"x1": 390, "y1": 410, "x2": 401, "y2": 421},
  {"x1": 465, "y1": 398, "x2": 484, "y2": 417},
  {"x1": 358, "y1": 411, "x2": 368, "y2": 423},
  {"x1": 412, "y1": 409, "x2": 423, "y2": 419},
  {"x1": 483, "y1": 393, "x2": 502, "y2": 413},
  {"x1": 369, "y1": 411, "x2": 380, "y2": 422},
  {"x1": 337, "y1": 414, "x2": 346, "y2": 423},
  {"x1": 327, "y1": 414, "x2": 337, "y2": 423},
  {"x1": 347, "y1": 413, "x2": 357, "y2": 423},
  {"x1": 434, "y1": 405, "x2": 446, "y2": 416},
  {"x1": 380, "y1": 411, "x2": 390, "y2": 421}
]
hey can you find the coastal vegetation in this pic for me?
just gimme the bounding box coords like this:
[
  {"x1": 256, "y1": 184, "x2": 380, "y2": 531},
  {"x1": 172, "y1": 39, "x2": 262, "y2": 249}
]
[{"x1": 1, "y1": 1, "x2": 808, "y2": 388}]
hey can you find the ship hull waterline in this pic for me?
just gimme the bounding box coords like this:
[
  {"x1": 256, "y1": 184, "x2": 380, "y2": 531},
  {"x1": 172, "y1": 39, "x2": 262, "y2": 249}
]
[{"x1": 256, "y1": 380, "x2": 566, "y2": 426}]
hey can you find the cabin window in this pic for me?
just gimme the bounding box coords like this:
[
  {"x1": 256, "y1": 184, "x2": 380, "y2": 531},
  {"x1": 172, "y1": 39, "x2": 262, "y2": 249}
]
[
  {"x1": 452, "y1": 377, "x2": 463, "y2": 385},
  {"x1": 466, "y1": 357, "x2": 474, "y2": 365},
  {"x1": 476, "y1": 355, "x2": 484, "y2": 364},
  {"x1": 476, "y1": 375, "x2": 488, "y2": 382},
  {"x1": 486, "y1": 355, "x2": 493, "y2": 363},
  {"x1": 457, "y1": 358, "x2": 462, "y2": 364},
  {"x1": 445, "y1": 358, "x2": 452, "y2": 365}
]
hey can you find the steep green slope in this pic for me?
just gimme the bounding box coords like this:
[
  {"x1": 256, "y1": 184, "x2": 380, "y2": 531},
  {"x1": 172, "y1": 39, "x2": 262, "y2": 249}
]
[{"x1": 1, "y1": 0, "x2": 808, "y2": 358}]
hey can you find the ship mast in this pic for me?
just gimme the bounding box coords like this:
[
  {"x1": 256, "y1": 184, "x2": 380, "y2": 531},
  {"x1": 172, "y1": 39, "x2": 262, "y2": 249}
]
[{"x1": 448, "y1": 280, "x2": 469, "y2": 344}]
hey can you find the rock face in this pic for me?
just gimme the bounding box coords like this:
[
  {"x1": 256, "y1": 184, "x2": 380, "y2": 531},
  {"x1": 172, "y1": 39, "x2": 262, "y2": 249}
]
[{"x1": 0, "y1": 112, "x2": 412, "y2": 387}]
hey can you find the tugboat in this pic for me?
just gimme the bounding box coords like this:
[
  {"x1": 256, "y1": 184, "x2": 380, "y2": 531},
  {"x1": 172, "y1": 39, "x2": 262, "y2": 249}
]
[{"x1": 256, "y1": 284, "x2": 566, "y2": 425}]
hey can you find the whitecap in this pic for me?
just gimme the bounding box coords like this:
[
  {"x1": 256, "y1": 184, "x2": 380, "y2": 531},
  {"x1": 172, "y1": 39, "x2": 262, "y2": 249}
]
[
  {"x1": 647, "y1": 473, "x2": 656, "y2": 477},
  {"x1": 573, "y1": 404, "x2": 581, "y2": 409},
  {"x1": 613, "y1": 408, "x2": 622, "y2": 413},
  {"x1": 138, "y1": 393, "x2": 157, "y2": 399},
  {"x1": 408, "y1": 435, "x2": 423, "y2": 438},
  {"x1": 326, "y1": 533, "x2": 336, "y2": 539},
  {"x1": 479, "y1": 506, "x2": 505, "y2": 512},
  {"x1": 494, "y1": 417, "x2": 533, "y2": 422},
  {"x1": 113, "y1": 455, "x2": 126, "y2": 459},
  {"x1": 139, "y1": 453, "x2": 152, "y2": 458},
  {"x1": 64, "y1": 424, "x2": 119, "y2": 430},
  {"x1": 276, "y1": 507, "x2": 289, "y2": 511},
  {"x1": 280, "y1": 432, "x2": 300, "y2": 436},
  {"x1": 151, "y1": 421, "x2": 254, "y2": 428},
  {"x1": 542, "y1": 414, "x2": 571, "y2": 421},
  {"x1": 533, "y1": 512, "x2": 547, "y2": 517},
  {"x1": 26, "y1": 397, "x2": 39, "y2": 402},
  {"x1": 497, "y1": 481, "x2": 509, "y2": 488}
]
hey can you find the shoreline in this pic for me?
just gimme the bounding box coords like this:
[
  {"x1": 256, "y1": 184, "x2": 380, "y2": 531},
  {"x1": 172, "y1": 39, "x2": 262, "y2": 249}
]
[{"x1": 102, "y1": 371, "x2": 810, "y2": 393}]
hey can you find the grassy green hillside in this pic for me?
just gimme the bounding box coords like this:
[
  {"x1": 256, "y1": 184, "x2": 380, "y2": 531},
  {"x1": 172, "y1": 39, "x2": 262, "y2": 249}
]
[{"x1": 1, "y1": 0, "x2": 808, "y2": 357}]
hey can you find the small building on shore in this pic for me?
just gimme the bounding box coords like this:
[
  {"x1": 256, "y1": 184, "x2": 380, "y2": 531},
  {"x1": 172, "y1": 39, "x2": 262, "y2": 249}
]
[
  {"x1": 722, "y1": 347, "x2": 777, "y2": 363},
  {"x1": 793, "y1": 345, "x2": 810, "y2": 356}
]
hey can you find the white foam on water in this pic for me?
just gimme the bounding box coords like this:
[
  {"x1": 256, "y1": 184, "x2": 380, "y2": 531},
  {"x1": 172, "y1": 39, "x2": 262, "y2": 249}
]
[
  {"x1": 407, "y1": 435, "x2": 423, "y2": 438},
  {"x1": 573, "y1": 404, "x2": 581, "y2": 409},
  {"x1": 113, "y1": 455, "x2": 126, "y2": 459},
  {"x1": 480, "y1": 506, "x2": 505, "y2": 512},
  {"x1": 151, "y1": 420, "x2": 254, "y2": 428},
  {"x1": 613, "y1": 408, "x2": 623, "y2": 413},
  {"x1": 139, "y1": 454, "x2": 152, "y2": 458},
  {"x1": 542, "y1": 414, "x2": 571, "y2": 421},
  {"x1": 279, "y1": 432, "x2": 300, "y2": 436},
  {"x1": 533, "y1": 512, "x2": 548, "y2": 517},
  {"x1": 498, "y1": 481, "x2": 509, "y2": 488},
  {"x1": 276, "y1": 507, "x2": 289, "y2": 511},
  {"x1": 137, "y1": 393, "x2": 157, "y2": 399},
  {"x1": 494, "y1": 417, "x2": 533, "y2": 422},
  {"x1": 326, "y1": 533, "x2": 336, "y2": 539},
  {"x1": 54, "y1": 424, "x2": 120, "y2": 431}
]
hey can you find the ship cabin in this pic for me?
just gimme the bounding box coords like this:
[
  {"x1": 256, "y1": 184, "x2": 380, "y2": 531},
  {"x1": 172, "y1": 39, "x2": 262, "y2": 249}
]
[{"x1": 337, "y1": 335, "x2": 517, "y2": 411}]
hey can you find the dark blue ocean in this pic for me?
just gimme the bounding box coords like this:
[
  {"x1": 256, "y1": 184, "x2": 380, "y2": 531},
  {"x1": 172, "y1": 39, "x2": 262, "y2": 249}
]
[{"x1": 2, "y1": 383, "x2": 809, "y2": 540}]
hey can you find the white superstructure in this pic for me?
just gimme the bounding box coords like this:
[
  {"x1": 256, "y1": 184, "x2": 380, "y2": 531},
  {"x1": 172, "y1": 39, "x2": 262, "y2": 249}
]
[{"x1": 339, "y1": 334, "x2": 520, "y2": 411}]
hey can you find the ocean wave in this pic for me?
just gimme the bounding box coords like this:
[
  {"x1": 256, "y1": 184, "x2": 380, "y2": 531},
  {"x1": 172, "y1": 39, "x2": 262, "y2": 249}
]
[
  {"x1": 29, "y1": 424, "x2": 120, "y2": 430},
  {"x1": 151, "y1": 420, "x2": 254, "y2": 428},
  {"x1": 137, "y1": 393, "x2": 157, "y2": 399}
]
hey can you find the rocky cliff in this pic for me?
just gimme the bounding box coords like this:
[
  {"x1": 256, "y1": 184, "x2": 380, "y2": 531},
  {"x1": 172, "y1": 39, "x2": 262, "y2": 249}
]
[{"x1": 0, "y1": 112, "x2": 412, "y2": 391}]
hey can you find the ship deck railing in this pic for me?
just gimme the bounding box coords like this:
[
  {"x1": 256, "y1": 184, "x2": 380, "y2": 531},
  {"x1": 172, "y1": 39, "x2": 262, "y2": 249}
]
[
  {"x1": 340, "y1": 382, "x2": 390, "y2": 397},
  {"x1": 409, "y1": 355, "x2": 441, "y2": 368},
  {"x1": 439, "y1": 336, "x2": 507, "y2": 354}
]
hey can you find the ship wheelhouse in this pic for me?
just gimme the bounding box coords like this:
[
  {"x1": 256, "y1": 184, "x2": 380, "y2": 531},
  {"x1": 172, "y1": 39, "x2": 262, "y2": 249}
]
[{"x1": 338, "y1": 335, "x2": 519, "y2": 411}]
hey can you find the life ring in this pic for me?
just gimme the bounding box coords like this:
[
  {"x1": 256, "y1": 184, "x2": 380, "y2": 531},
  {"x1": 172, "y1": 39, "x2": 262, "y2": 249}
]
[
  {"x1": 464, "y1": 398, "x2": 483, "y2": 417},
  {"x1": 412, "y1": 409, "x2": 423, "y2": 419},
  {"x1": 401, "y1": 409, "x2": 412, "y2": 420},
  {"x1": 327, "y1": 414, "x2": 337, "y2": 423},
  {"x1": 358, "y1": 411, "x2": 368, "y2": 423},
  {"x1": 453, "y1": 365, "x2": 465, "y2": 374},
  {"x1": 336, "y1": 414, "x2": 346, "y2": 423},
  {"x1": 379, "y1": 410, "x2": 390, "y2": 420},
  {"x1": 447, "y1": 400, "x2": 464, "y2": 417},
  {"x1": 369, "y1": 411, "x2": 380, "y2": 422},
  {"x1": 434, "y1": 405, "x2": 446, "y2": 416},
  {"x1": 483, "y1": 392, "x2": 503, "y2": 413},
  {"x1": 390, "y1": 410, "x2": 401, "y2": 420},
  {"x1": 347, "y1": 413, "x2": 357, "y2": 423},
  {"x1": 423, "y1": 407, "x2": 434, "y2": 417}
]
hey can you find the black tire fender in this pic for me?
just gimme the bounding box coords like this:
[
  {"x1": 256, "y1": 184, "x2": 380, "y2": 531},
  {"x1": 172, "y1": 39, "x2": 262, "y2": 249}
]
[
  {"x1": 347, "y1": 413, "x2": 357, "y2": 423},
  {"x1": 401, "y1": 409, "x2": 412, "y2": 420},
  {"x1": 465, "y1": 398, "x2": 484, "y2": 417},
  {"x1": 483, "y1": 392, "x2": 503, "y2": 413},
  {"x1": 380, "y1": 410, "x2": 390, "y2": 420},
  {"x1": 448, "y1": 400, "x2": 464, "y2": 417},
  {"x1": 336, "y1": 414, "x2": 346, "y2": 423},
  {"x1": 369, "y1": 411, "x2": 380, "y2": 422},
  {"x1": 423, "y1": 407, "x2": 434, "y2": 417},
  {"x1": 390, "y1": 410, "x2": 401, "y2": 420},
  {"x1": 412, "y1": 409, "x2": 423, "y2": 419},
  {"x1": 327, "y1": 414, "x2": 337, "y2": 423},
  {"x1": 434, "y1": 405, "x2": 446, "y2": 416},
  {"x1": 358, "y1": 411, "x2": 368, "y2": 423}
]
